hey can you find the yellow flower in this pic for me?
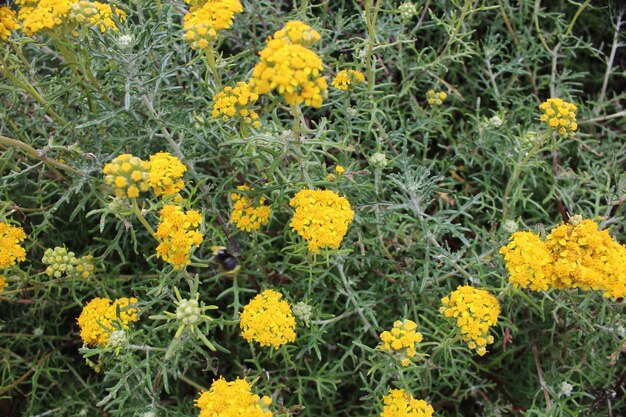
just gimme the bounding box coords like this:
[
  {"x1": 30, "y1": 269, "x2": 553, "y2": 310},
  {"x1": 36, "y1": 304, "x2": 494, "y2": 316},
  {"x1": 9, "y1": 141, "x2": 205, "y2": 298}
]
[
  {"x1": 148, "y1": 152, "x2": 187, "y2": 197},
  {"x1": 332, "y1": 69, "x2": 365, "y2": 91},
  {"x1": 335, "y1": 165, "x2": 345, "y2": 174},
  {"x1": 378, "y1": 319, "x2": 423, "y2": 367},
  {"x1": 240, "y1": 289, "x2": 296, "y2": 348},
  {"x1": 0, "y1": 275, "x2": 8, "y2": 293},
  {"x1": 250, "y1": 36, "x2": 327, "y2": 108},
  {"x1": 426, "y1": 89, "x2": 447, "y2": 106},
  {"x1": 183, "y1": 0, "x2": 242, "y2": 50},
  {"x1": 195, "y1": 377, "x2": 273, "y2": 417},
  {"x1": 381, "y1": 388, "x2": 434, "y2": 417},
  {"x1": 0, "y1": 222, "x2": 27, "y2": 268},
  {"x1": 69, "y1": 1, "x2": 126, "y2": 32},
  {"x1": 0, "y1": 6, "x2": 19, "y2": 41},
  {"x1": 155, "y1": 205, "x2": 204, "y2": 269},
  {"x1": 102, "y1": 154, "x2": 150, "y2": 199},
  {"x1": 440, "y1": 285, "x2": 500, "y2": 356},
  {"x1": 77, "y1": 297, "x2": 139, "y2": 346},
  {"x1": 499, "y1": 231, "x2": 553, "y2": 291},
  {"x1": 230, "y1": 185, "x2": 271, "y2": 232},
  {"x1": 289, "y1": 189, "x2": 354, "y2": 252},
  {"x1": 212, "y1": 82, "x2": 262, "y2": 129},
  {"x1": 538, "y1": 98, "x2": 577, "y2": 137},
  {"x1": 273, "y1": 20, "x2": 320, "y2": 46},
  {"x1": 544, "y1": 219, "x2": 626, "y2": 298}
]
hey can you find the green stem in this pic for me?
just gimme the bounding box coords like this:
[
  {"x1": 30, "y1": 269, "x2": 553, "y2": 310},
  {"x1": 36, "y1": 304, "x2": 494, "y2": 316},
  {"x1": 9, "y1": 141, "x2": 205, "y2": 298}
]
[
  {"x1": 131, "y1": 198, "x2": 157, "y2": 239},
  {"x1": 0, "y1": 55, "x2": 67, "y2": 125},
  {"x1": 204, "y1": 43, "x2": 222, "y2": 90},
  {"x1": 0, "y1": 134, "x2": 78, "y2": 177},
  {"x1": 364, "y1": 0, "x2": 381, "y2": 92}
]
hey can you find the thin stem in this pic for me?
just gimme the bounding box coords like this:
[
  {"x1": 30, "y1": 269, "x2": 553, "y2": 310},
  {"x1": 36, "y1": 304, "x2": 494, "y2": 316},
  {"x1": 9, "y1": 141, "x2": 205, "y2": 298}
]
[
  {"x1": 204, "y1": 43, "x2": 222, "y2": 90},
  {"x1": 0, "y1": 134, "x2": 78, "y2": 176},
  {"x1": 597, "y1": 9, "x2": 623, "y2": 112},
  {"x1": 131, "y1": 198, "x2": 157, "y2": 239}
]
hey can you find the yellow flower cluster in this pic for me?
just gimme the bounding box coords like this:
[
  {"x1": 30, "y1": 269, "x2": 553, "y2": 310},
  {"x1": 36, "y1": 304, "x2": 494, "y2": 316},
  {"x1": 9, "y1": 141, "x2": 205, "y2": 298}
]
[
  {"x1": 20, "y1": 0, "x2": 125, "y2": 36},
  {"x1": 250, "y1": 21, "x2": 327, "y2": 108},
  {"x1": 289, "y1": 189, "x2": 354, "y2": 252},
  {"x1": 327, "y1": 164, "x2": 345, "y2": 181},
  {"x1": 240, "y1": 289, "x2": 296, "y2": 348},
  {"x1": 273, "y1": 20, "x2": 320, "y2": 47},
  {"x1": 42, "y1": 246, "x2": 94, "y2": 279},
  {"x1": 69, "y1": 1, "x2": 126, "y2": 33},
  {"x1": 77, "y1": 297, "x2": 139, "y2": 346},
  {"x1": 155, "y1": 205, "x2": 203, "y2": 269},
  {"x1": 381, "y1": 389, "x2": 435, "y2": 417},
  {"x1": 0, "y1": 222, "x2": 27, "y2": 268},
  {"x1": 195, "y1": 377, "x2": 273, "y2": 417},
  {"x1": 148, "y1": 152, "x2": 187, "y2": 197},
  {"x1": 501, "y1": 219, "x2": 626, "y2": 299},
  {"x1": 0, "y1": 6, "x2": 18, "y2": 41},
  {"x1": 0, "y1": 275, "x2": 8, "y2": 293},
  {"x1": 212, "y1": 82, "x2": 262, "y2": 129},
  {"x1": 230, "y1": 185, "x2": 271, "y2": 232},
  {"x1": 332, "y1": 69, "x2": 365, "y2": 91},
  {"x1": 440, "y1": 285, "x2": 500, "y2": 356},
  {"x1": 539, "y1": 98, "x2": 578, "y2": 137},
  {"x1": 103, "y1": 154, "x2": 150, "y2": 199},
  {"x1": 426, "y1": 90, "x2": 447, "y2": 106},
  {"x1": 183, "y1": 0, "x2": 242, "y2": 50},
  {"x1": 378, "y1": 319, "x2": 423, "y2": 367}
]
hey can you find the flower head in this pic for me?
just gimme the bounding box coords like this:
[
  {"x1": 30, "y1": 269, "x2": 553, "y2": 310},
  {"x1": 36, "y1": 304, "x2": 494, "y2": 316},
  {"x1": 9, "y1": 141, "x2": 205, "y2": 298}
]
[
  {"x1": 538, "y1": 98, "x2": 577, "y2": 137},
  {"x1": 148, "y1": 152, "x2": 187, "y2": 197},
  {"x1": 381, "y1": 388, "x2": 434, "y2": 417},
  {"x1": 102, "y1": 154, "x2": 150, "y2": 199},
  {"x1": 212, "y1": 82, "x2": 262, "y2": 129},
  {"x1": 0, "y1": 222, "x2": 27, "y2": 268},
  {"x1": 230, "y1": 185, "x2": 271, "y2": 232},
  {"x1": 240, "y1": 289, "x2": 296, "y2": 348},
  {"x1": 77, "y1": 297, "x2": 139, "y2": 346},
  {"x1": 42, "y1": 246, "x2": 95, "y2": 279},
  {"x1": 0, "y1": 6, "x2": 19, "y2": 41},
  {"x1": 378, "y1": 319, "x2": 424, "y2": 367},
  {"x1": 195, "y1": 377, "x2": 273, "y2": 417},
  {"x1": 183, "y1": 0, "x2": 242, "y2": 50},
  {"x1": 426, "y1": 89, "x2": 447, "y2": 106},
  {"x1": 440, "y1": 285, "x2": 500, "y2": 356},
  {"x1": 273, "y1": 20, "x2": 320, "y2": 46},
  {"x1": 250, "y1": 37, "x2": 327, "y2": 108},
  {"x1": 332, "y1": 69, "x2": 365, "y2": 91},
  {"x1": 0, "y1": 275, "x2": 8, "y2": 293},
  {"x1": 155, "y1": 205, "x2": 204, "y2": 269},
  {"x1": 289, "y1": 189, "x2": 354, "y2": 252},
  {"x1": 499, "y1": 231, "x2": 553, "y2": 291},
  {"x1": 69, "y1": 1, "x2": 126, "y2": 32},
  {"x1": 398, "y1": 3, "x2": 418, "y2": 20}
]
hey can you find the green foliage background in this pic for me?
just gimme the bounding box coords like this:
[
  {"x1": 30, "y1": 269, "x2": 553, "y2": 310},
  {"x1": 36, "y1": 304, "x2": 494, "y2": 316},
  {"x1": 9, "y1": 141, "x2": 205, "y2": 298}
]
[{"x1": 1, "y1": 0, "x2": 625, "y2": 416}]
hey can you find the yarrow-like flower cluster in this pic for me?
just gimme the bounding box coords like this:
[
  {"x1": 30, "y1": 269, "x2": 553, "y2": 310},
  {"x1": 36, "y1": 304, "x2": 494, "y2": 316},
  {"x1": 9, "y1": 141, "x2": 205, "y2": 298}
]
[
  {"x1": 538, "y1": 98, "x2": 578, "y2": 137},
  {"x1": 195, "y1": 377, "x2": 273, "y2": 417},
  {"x1": 212, "y1": 82, "x2": 262, "y2": 129},
  {"x1": 183, "y1": 0, "x2": 242, "y2": 50},
  {"x1": 440, "y1": 285, "x2": 500, "y2": 356},
  {"x1": 426, "y1": 89, "x2": 447, "y2": 106},
  {"x1": 273, "y1": 20, "x2": 320, "y2": 47},
  {"x1": 77, "y1": 297, "x2": 139, "y2": 346},
  {"x1": 230, "y1": 185, "x2": 271, "y2": 232},
  {"x1": 250, "y1": 21, "x2": 327, "y2": 108},
  {"x1": 0, "y1": 275, "x2": 7, "y2": 293},
  {"x1": 0, "y1": 6, "x2": 18, "y2": 41},
  {"x1": 378, "y1": 319, "x2": 424, "y2": 366},
  {"x1": 332, "y1": 69, "x2": 365, "y2": 91},
  {"x1": 500, "y1": 219, "x2": 626, "y2": 298},
  {"x1": 240, "y1": 289, "x2": 296, "y2": 348},
  {"x1": 148, "y1": 152, "x2": 187, "y2": 197},
  {"x1": 381, "y1": 388, "x2": 435, "y2": 417},
  {"x1": 0, "y1": 222, "x2": 27, "y2": 268},
  {"x1": 42, "y1": 246, "x2": 94, "y2": 279},
  {"x1": 155, "y1": 205, "x2": 203, "y2": 269},
  {"x1": 19, "y1": 0, "x2": 125, "y2": 36},
  {"x1": 289, "y1": 189, "x2": 354, "y2": 252},
  {"x1": 398, "y1": 2, "x2": 418, "y2": 20},
  {"x1": 103, "y1": 154, "x2": 150, "y2": 199}
]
